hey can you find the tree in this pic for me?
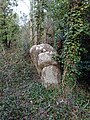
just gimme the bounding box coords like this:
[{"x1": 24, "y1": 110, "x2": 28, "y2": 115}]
[
  {"x1": 0, "y1": 0, "x2": 19, "y2": 48},
  {"x1": 29, "y1": 0, "x2": 90, "y2": 96},
  {"x1": 38, "y1": 0, "x2": 90, "y2": 96},
  {"x1": 30, "y1": 0, "x2": 46, "y2": 45},
  {"x1": 47, "y1": 0, "x2": 90, "y2": 96}
]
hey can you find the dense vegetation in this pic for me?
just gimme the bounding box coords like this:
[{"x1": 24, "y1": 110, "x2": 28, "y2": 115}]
[
  {"x1": 30, "y1": 0, "x2": 90, "y2": 94},
  {"x1": 0, "y1": 0, "x2": 19, "y2": 48},
  {"x1": 0, "y1": 0, "x2": 90, "y2": 119},
  {"x1": 0, "y1": 46, "x2": 89, "y2": 119}
]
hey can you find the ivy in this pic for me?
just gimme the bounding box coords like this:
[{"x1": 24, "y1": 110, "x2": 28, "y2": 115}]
[
  {"x1": 61, "y1": 0, "x2": 90, "y2": 96},
  {"x1": 47, "y1": 0, "x2": 90, "y2": 96},
  {"x1": 29, "y1": 0, "x2": 90, "y2": 96}
]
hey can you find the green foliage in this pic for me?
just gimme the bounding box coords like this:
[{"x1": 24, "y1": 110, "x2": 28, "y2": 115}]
[
  {"x1": 0, "y1": 46, "x2": 89, "y2": 120},
  {"x1": 30, "y1": 0, "x2": 46, "y2": 44},
  {"x1": 65, "y1": 1, "x2": 89, "y2": 91},
  {"x1": 0, "y1": 0, "x2": 19, "y2": 47},
  {"x1": 44, "y1": 0, "x2": 90, "y2": 97},
  {"x1": 0, "y1": 1, "x2": 90, "y2": 119}
]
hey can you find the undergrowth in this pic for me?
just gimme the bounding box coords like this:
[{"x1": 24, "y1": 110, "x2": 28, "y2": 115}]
[{"x1": 0, "y1": 46, "x2": 90, "y2": 120}]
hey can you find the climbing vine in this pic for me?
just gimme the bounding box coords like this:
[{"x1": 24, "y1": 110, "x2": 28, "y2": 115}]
[
  {"x1": 61, "y1": 0, "x2": 90, "y2": 96},
  {"x1": 48, "y1": 0, "x2": 90, "y2": 96},
  {"x1": 29, "y1": 0, "x2": 90, "y2": 96}
]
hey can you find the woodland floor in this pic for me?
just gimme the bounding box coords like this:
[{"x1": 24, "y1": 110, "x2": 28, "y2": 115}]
[{"x1": 0, "y1": 45, "x2": 90, "y2": 120}]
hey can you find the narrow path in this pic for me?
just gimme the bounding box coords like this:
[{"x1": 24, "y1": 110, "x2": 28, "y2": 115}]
[{"x1": 0, "y1": 47, "x2": 40, "y2": 98}]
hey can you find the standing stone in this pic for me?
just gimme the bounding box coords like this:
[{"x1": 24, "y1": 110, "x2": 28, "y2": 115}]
[
  {"x1": 41, "y1": 65, "x2": 60, "y2": 87},
  {"x1": 30, "y1": 43, "x2": 61, "y2": 87},
  {"x1": 38, "y1": 52, "x2": 57, "y2": 70}
]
